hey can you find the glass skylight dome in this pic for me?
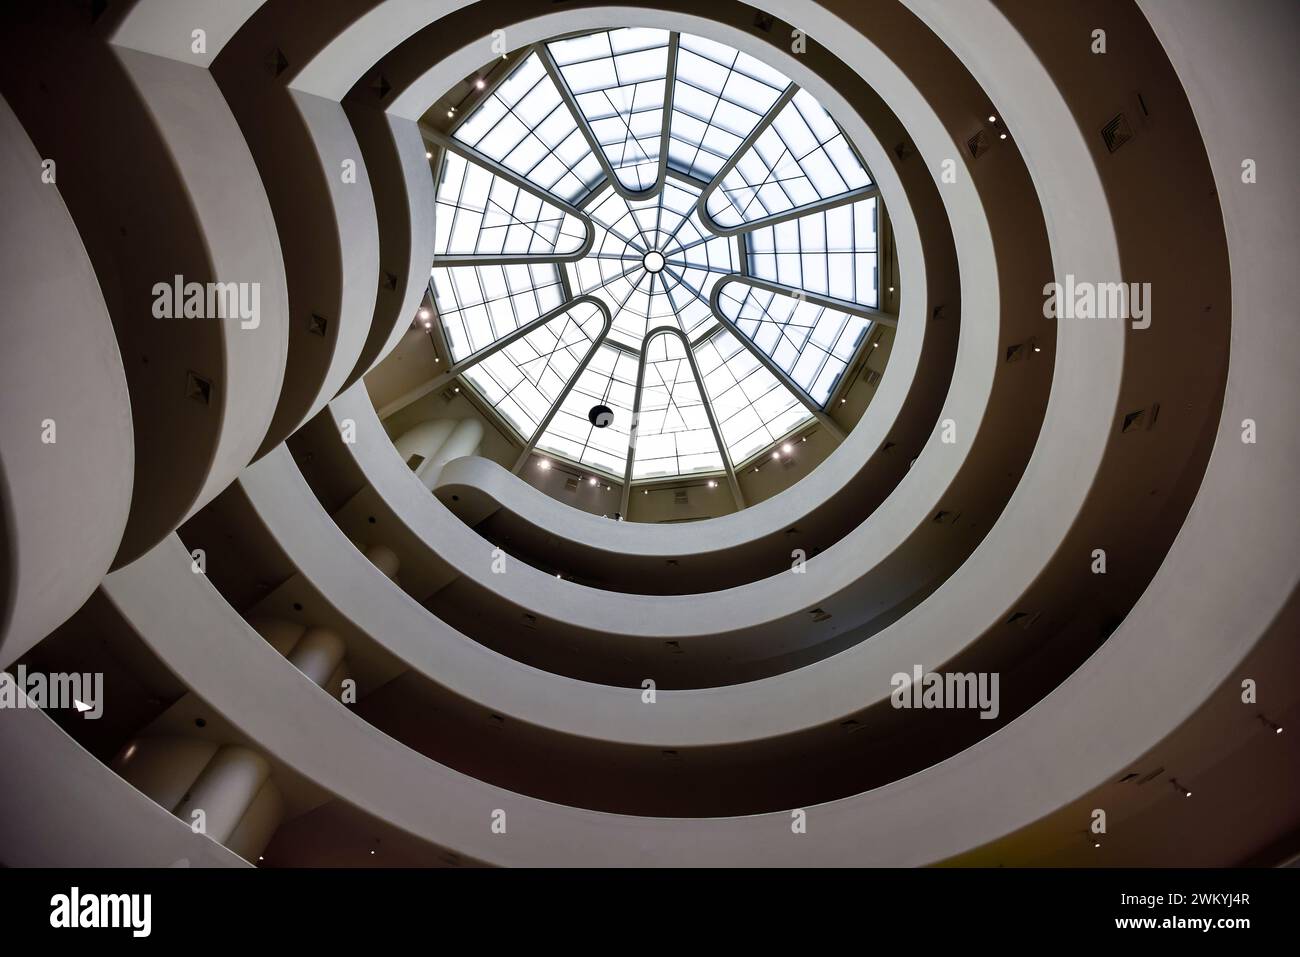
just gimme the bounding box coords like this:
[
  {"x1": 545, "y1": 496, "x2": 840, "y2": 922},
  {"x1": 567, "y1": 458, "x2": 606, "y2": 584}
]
[{"x1": 428, "y1": 29, "x2": 884, "y2": 487}]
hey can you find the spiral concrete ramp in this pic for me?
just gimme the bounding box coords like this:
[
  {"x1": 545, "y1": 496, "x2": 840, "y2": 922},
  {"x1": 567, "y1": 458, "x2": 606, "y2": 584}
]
[{"x1": 1, "y1": 0, "x2": 1296, "y2": 870}]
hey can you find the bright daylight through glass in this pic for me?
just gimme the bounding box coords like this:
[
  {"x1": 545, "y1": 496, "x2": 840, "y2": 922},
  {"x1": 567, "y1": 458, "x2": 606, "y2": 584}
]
[{"x1": 429, "y1": 28, "x2": 883, "y2": 483}]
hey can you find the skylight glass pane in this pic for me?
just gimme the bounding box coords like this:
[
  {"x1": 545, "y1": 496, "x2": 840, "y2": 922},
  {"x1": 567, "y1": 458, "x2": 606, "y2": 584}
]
[
  {"x1": 460, "y1": 300, "x2": 605, "y2": 439},
  {"x1": 668, "y1": 34, "x2": 789, "y2": 182},
  {"x1": 431, "y1": 263, "x2": 565, "y2": 362},
  {"x1": 716, "y1": 279, "x2": 869, "y2": 406},
  {"x1": 567, "y1": 181, "x2": 736, "y2": 348},
  {"x1": 705, "y1": 89, "x2": 871, "y2": 229},
  {"x1": 548, "y1": 29, "x2": 670, "y2": 194},
  {"x1": 747, "y1": 197, "x2": 878, "y2": 309},
  {"x1": 695, "y1": 327, "x2": 812, "y2": 463},
  {"x1": 452, "y1": 52, "x2": 604, "y2": 203},
  {"x1": 446, "y1": 30, "x2": 881, "y2": 484},
  {"x1": 631, "y1": 333, "x2": 724, "y2": 479},
  {"x1": 434, "y1": 151, "x2": 588, "y2": 258},
  {"x1": 535, "y1": 342, "x2": 639, "y2": 478}
]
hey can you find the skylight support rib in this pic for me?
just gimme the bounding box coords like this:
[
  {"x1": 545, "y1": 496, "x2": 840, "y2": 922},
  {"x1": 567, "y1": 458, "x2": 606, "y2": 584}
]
[
  {"x1": 424, "y1": 126, "x2": 573, "y2": 210},
  {"x1": 737, "y1": 275, "x2": 894, "y2": 325},
  {"x1": 694, "y1": 83, "x2": 797, "y2": 231},
  {"x1": 431, "y1": 262, "x2": 567, "y2": 362},
  {"x1": 617, "y1": 339, "x2": 652, "y2": 516},
  {"x1": 510, "y1": 308, "x2": 614, "y2": 473},
  {"x1": 723, "y1": 183, "x2": 880, "y2": 238},
  {"x1": 707, "y1": 281, "x2": 845, "y2": 440},
  {"x1": 618, "y1": 326, "x2": 741, "y2": 516},
  {"x1": 539, "y1": 45, "x2": 637, "y2": 201},
  {"x1": 542, "y1": 32, "x2": 674, "y2": 202},
  {"x1": 664, "y1": 166, "x2": 710, "y2": 189},
  {"x1": 424, "y1": 294, "x2": 611, "y2": 398},
  {"x1": 690, "y1": 321, "x2": 722, "y2": 349},
  {"x1": 652, "y1": 33, "x2": 679, "y2": 196},
  {"x1": 678, "y1": 329, "x2": 745, "y2": 508},
  {"x1": 697, "y1": 86, "x2": 874, "y2": 236},
  {"x1": 448, "y1": 51, "x2": 604, "y2": 203}
]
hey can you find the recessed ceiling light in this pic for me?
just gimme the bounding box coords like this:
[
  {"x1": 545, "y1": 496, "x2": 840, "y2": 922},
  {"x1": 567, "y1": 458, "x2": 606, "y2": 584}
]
[
  {"x1": 782, "y1": 443, "x2": 792, "y2": 454},
  {"x1": 771, "y1": 451, "x2": 780, "y2": 460},
  {"x1": 418, "y1": 308, "x2": 430, "y2": 319},
  {"x1": 988, "y1": 114, "x2": 997, "y2": 123},
  {"x1": 475, "y1": 78, "x2": 486, "y2": 90},
  {"x1": 1000, "y1": 132, "x2": 1008, "y2": 140},
  {"x1": 538, "y1": 460, "x2": 551, "y2": 470},
  {"x1": 447, "y1": 110, "x2": 454, "y2": 118},
  {"x1": 425, "y1": 151, "x2": 432, "y2": 159},
  {"x1": 588, "y1": 476, "x2": 597, "y2": 486},
  {"x1": 707, "y1": 480, "x2": 717, "y2": 488}
]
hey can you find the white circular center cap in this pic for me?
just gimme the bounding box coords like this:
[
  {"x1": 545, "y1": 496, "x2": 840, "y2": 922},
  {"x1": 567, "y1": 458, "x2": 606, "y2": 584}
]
[{"x1": 642, "y1": 250, "x2": 665, "y2": 274}]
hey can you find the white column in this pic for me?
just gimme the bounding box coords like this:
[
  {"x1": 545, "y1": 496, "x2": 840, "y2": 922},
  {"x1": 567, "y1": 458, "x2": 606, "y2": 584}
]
[
  {"x1": 249, "y1": 616, "x2": 306, "y2": 657},
  {"x1": 173, "y1": 744, "x2": 272, "y2": 845},
  {"x1": 287, "y1": 627, "x2": 347, "y2": 687},
  {"x1": 364, "y1": 543, "x2": 401, "y2": 581},
  {"x1": 395, "y1": 419, "x2": 456, "y2": 479},
  {"x1": 224, "y1": 780, "x2": 285, "y2": 863},
  {"x1": 419, "y1": 417, "x2": 483, "y2": 487},
  {"x1": 113, "y1": 735, "x2": 219, "y2": 813}
]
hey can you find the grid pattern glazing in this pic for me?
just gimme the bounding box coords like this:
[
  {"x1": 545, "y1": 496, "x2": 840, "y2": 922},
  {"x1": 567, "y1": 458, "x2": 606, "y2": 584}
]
[
  {"x1": 716, "y1": 279, "x2": 869, "y2": 405},
  {"x1": 452, "y1": 52, "x2": 604, "y2": 203},
  {"x1": 694, "y1": 327, "x2": 812, "y2": 463},
  {"x1": 431, "y1": 263, "x2": 565, "y2": 362},
  {"x1": 434, "y1": 151, "x2": 588, "y2": 258},
  {"x1": 632, "y1": 332, "x2": 724, "y2": 479},
  {"x1": 461, "y1": 301, "x2": 605, "y2": 439},
  {"x1": 704, "y1": 89, "x2": 871, "y2": 229},
  {"x1": 747, "y1": 197, "x2": 879, "y2": 308},
  {"x1": 668, "y1": 35, "x2": 790, "y2": 182},
  {"x1": 547, "y1": 29, "x2": 670, "y2": 194},
  {"x1": 534, "y1": 342, "x2": 639, "y2": 478}
]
